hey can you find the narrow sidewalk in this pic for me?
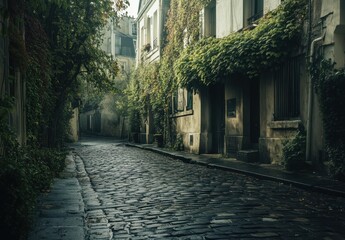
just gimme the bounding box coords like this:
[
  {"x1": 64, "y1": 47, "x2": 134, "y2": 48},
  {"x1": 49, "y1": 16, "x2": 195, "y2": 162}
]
[
  {"x1": 126, "y1": 143, "x2": 345, "y2": 198},
  {"x1": 28, "y1": 153, "x2": 85, "y2": 240}
]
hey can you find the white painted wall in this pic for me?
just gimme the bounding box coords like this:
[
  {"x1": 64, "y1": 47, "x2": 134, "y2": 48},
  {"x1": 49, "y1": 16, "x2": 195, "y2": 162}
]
[{"x1": 137, "y1": 0, "x2": 162, "y2": 65}]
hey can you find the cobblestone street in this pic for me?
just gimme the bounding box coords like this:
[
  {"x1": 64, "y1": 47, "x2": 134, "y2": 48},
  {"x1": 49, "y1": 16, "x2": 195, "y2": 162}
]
[{"x1": 74, "y1": 139, "x2": 345, "y2": 239}]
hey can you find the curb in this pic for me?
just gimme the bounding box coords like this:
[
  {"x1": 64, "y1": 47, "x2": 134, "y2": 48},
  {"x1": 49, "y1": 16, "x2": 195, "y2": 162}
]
[{"x1": 126, "y1": 143, "x2": 345, "y2": 198}]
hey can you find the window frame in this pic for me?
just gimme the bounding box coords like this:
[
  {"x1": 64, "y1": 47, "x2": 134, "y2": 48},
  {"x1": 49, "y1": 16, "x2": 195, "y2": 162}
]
[
  {"x1": 172, "y1": 88, "x2": 194, "y2": 115},
  {"x1": 273, "y1": 56, "x2": 301, "y2": 121},
  {"x1": 246, "y1": 0, "x2": 264, "y2": 26}
]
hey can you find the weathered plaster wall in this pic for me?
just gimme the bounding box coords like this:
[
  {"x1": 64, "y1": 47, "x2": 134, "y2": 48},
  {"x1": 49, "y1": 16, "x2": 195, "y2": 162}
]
[
  {"x1": 321, "y1": 0, "x2": 342, "y2": 64},
  {"x1": 224, "y1": 78, "x2": 245, "y2": 156},
  {"x1": 175, "y1": 91, "x2": 202, "y2": 154},
  {"x1": 258, "y1": 59, "x2": 311, "y2": 165}
]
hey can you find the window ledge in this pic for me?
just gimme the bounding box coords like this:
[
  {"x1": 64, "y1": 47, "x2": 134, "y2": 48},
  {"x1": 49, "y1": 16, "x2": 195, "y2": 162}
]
[
  {"x1": 269, "y1": 120, "x2": 301, "y2": 129},
  {"x1": 171, "y1": 109, "x2": 194, "y2": 118}
]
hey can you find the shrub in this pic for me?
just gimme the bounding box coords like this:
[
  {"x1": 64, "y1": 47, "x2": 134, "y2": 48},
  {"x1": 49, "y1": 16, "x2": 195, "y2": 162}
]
[
  {"x1": 311, "y1": 59, "x2": 345, "y2": 179},
  {"x1": 173, "y1": 133, "x2": 184, "y2": 151},
  {"x1": 283, "y1": 125, "x2": 306, "y2": 171},
  {"x1": 0, "y1": 145, "x2": 66, "y2": 240}
]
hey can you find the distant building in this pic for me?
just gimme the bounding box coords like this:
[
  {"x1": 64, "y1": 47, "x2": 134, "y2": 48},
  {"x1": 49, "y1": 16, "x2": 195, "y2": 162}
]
[
  {"x1": 137, "y1": 0, "x2": 170, "y2": 65},
  {"x1": 79, "y1": 16, "x2": 136, "y2": 138},
  {"x1": 136, "y1": 0, "x2": 170, "y2": 143}
]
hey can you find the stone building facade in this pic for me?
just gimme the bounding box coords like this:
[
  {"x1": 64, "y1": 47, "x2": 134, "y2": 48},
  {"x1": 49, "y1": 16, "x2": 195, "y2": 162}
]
[
  {"x1": 137, "y1": 0, "x2": 170, "y2": 143},
  {"x1": 171, "y1": 0, "x2": 345, "y2": 170},
  {"x1": 79, "y1": 16, "x2": 136, "y2": 139}
]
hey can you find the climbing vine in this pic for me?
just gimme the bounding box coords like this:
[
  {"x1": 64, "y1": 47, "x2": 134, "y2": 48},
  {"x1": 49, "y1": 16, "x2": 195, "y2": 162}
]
[
  {"x1": 311, "y1": 59, "x2": 345, "y2": 179},
  {"x1": 283, "y1": 124, "x2": 307, "y2": 171},
  {"x1": 129, "y1": 0, "x2": 307, "y2": 146},
  {"x1": 175, "y1": 0, "x2": 308, "y2": 88},
  {"x1": 128, "y1": 0, "x2": 210, "y2": 144},
  {"x1": 25, "y1": 14, "x2": 54, "y2": 146},
  {"x1": 127, "y1": 63, "x2": 161, "y2": 135},
  {"x1": 159, "y1": 0, "x2": 211, "y2": 95},
  {"x1": 0, "y1": 1, "x2": 129, "y2": 239}
]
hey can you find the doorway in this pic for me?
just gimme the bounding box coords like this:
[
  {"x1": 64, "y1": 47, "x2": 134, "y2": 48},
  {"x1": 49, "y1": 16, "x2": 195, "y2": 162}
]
[
  {"x1": 250, "y1": 78, "x2": 260, "y2": 147},
  {"x1": 210, "y1": 84, "x2": 225, "y2": 153}
]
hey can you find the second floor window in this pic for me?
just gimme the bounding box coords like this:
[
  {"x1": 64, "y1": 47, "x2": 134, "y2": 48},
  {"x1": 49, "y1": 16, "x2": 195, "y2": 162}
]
[
  {"x1": 247, "y1": 0, "x2": 264, "y2": 25},
  {"x1": 202, "y1": 0, "x2": 216, "y2": 38},
  {"x1": 146, "y1": 17, "x2": 151, "y2": 45},
  {"x1": 153, "y1": 11, "x2": 158, "y2": 49}
]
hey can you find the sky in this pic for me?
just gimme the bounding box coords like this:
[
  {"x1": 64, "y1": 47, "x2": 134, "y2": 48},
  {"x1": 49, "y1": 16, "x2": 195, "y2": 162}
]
[{"x1": 126, "y1": 0, "x2": 139, "y2": 18}]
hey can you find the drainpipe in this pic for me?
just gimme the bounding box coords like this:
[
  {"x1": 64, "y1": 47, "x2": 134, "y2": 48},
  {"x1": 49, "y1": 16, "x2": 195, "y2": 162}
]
[
  {"x1": 306, "y1": 34, "x2": 324, "y2": 163},
  {"x1": 159, "y1": 0, "x2": 163, "y2": 56}
]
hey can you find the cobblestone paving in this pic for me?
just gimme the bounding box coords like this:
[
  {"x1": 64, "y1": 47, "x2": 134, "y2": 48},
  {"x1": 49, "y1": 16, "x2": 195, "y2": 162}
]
[{"x1": 74, "y1": 141, "x2": 345, "y2": 239}]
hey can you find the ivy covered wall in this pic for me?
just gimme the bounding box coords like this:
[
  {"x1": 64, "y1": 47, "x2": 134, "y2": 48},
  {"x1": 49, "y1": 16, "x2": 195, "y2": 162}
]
[{"x1": 175, "y1": 0, "x2": 307, "y2": 89}]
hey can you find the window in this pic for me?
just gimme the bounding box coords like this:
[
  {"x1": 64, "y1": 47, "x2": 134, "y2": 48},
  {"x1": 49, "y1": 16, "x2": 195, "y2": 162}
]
[
  {"x1": 172, "y1": 88, "x2": 193, "y2": 113},
  {"x1": 115, "y1": 36, "x2": 135, "y2": 57},
  {"x1": 107, "y1": 37, "x2": 111, "y2": 54},
  {"x1": 140, "y1": 26, "x2": 145, "y2": 48},
  {"x1": 177, "y1": 88, "x2": 184, "y2": 111},
  {"x1": 115, "y1": 36, "x2": 121, "y2": 55},
  {"x1": 172, "y1": 91, "x2": 179, "y2": 113},
  {"x1": 274, "y1": 57, "x2": 301, "y2": 120},
  {"x1": 247, "y1": 0, "x2": 264, "y2": 26},
  {"x1": 133, "y1": 39, "x2": 137, "y2": 52},
  {"x1": 146, "y1": 17, "x2": 151, "y2": 44},
  {"x1": 227, "y1": 98, "x2": 236, "y2": 118},
  {"x1": 132, "y1": 22, "x2": 137, "y2": 35},
  {"x1": 202, "y1": 0, "x2": 216, "y2": 38},
  {"x1": 153, "y1": 11, "x2": 158, "y2": 49},
  {"x1": 186, "y1": 89, "x2": 193, "y2": 110}
]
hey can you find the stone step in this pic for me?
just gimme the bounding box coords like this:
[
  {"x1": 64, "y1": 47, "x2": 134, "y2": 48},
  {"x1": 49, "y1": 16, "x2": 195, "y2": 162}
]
[{"x1": 237, "y1": 150, "x2": 259, "y2": 163}]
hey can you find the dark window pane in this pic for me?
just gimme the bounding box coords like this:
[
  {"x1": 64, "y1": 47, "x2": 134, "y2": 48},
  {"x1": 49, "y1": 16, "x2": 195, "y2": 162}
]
[{"x1": 274, "y1": 57, "x2": 301, "y2": 120}]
